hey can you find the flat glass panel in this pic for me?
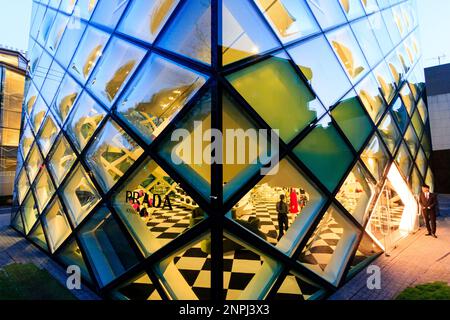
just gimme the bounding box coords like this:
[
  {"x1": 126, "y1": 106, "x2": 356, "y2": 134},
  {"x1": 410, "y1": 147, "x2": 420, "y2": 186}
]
[
  {"x1": 65, "y1": 92, "x2": 107, "y2": 153},
  {"x1": 157, "y1": 0, "x2": 211, "y2": 65},
  {"x1": 55, "y1": 18, "x2": 86, "y2": 68},
  {"x1": 368, "y1": 12, "x2": 393, "y2": 56},
  {"x1": 91, "y1": 0, "x2": 129, "y2": 29},
  {"x1": 112, "y1": 158, "x2": 206, "y2": 257},
  {"x1": 221, "y1": 0, "x2": 279, "y2": 66},
  {"x1": 227, "y1": 158, "x2": 326, "y2": 252},
  {"x1": 331, "y1": 90, "x2": 373, "y2": 152},
  {"x1": 85, "y1": 120, "x2": 144, "y2": 192},
  {"x1": 40, "y1": 61, "x2": 65, "y2": 106},
  {"x1": 293, "y1": 118, "x2": 354, "y2": 192},
  {"x1": 118, "y1": 0, "x2": 180, "y2": 44},
  {"x1": 74, "y1": 0, "x2": 99, "y2": 20},
  {"x1": 78, "y1": 206, "x2": 139, "y2": 287},
  {"x1": 227, "y1": 54, "x2": 325, "y2": 143},
  {"x1": 361, "y1": 134, "x2": 389, "y2": 181},
  {"x1": 88, "y1": 37, "x2": 147, "y2": 107},
  {"x1": 297, "y1": 205, "x2": 360, "y2": 285},
  {"x1": 339, "y1": 0, "x2": 364, "y2": 21},
  {"x1": 350, "y1": 18, "x2": 383, "y2": 68},
  {"x1": 117, "y1": 54, "x2": 207, "y2": 145},
  {"x1": 61, "y1": 164, "x2": 101, "y2": 227},
  {"x1": 336, "y1": 162, "x2": 377, "y2": 225},
  {"x1": 289, "y1": 35, "x2": 352, "y2": 109},
  {"x1": 42, "y1": 199, "x2": 72, "y2": 253},
  {"x1": 254, "y1": 0, "x2": 320, "y2": 44}
]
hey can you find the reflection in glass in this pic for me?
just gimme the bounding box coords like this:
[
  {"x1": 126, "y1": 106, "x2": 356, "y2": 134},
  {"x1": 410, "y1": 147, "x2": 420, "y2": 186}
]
[
  {"x1": 391, "y1": 98, "x2": 408, "y2": 133},
  {"x1": 405, "y1": 125, "x2": 419, "y2": 159},
  {"x1": 306, "y1": 0, "x2": 346, "y2": 30},
  {"x1": 117, "y1": 54, "x2": 207, "y2": 145},
  {"x1": 29, "y1": 223, "x2": 49, "y2": 251},
  {"x1": 48, "y1": 136, "x2": 77, "y2": 187},
  {"x1": 56, "y1": 238, "x2": 93, "y2": 283},
  {"x1": 221, "y1": 0, "x2": 279, "y2": 65},
  {"x1": 395, "y1": 142, "x2": 413, "y2": 179},
  {"x1": 50, "y1": 74, "x2": 82, "y2": 125},
  {"x1": 17, "y1": 167, "x2": 30, "y2": 205},
  {"x1": 356, "y1": 74, "x2": 385, "y2": 124},
  {"x1": 86, "y1": 120, "x2": 144, "y2": 192},
  {"x1": 26, "y1": 145, "x2": 43, "y2": 183},
  {"x1": 37, "y1": 114, "x2": 60, "y2": 157},
  {"x1": 273, "y1": 271, "x2": 323, "y2": 300},
  {"x1": 157, "y1": 0, "x2": 211, "y2": 65},
  {"x1": 33, "y1": 168, "x2": 56, "y2": 213},
  {"x1": 378, "y1": 113, "x2": 401, "y2": 154},
  {"x1": 22, "y1": 192, "x2": 39, "y2": 234}
]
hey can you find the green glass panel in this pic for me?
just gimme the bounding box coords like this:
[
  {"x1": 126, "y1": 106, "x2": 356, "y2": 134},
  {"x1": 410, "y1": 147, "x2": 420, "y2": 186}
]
[
  {"x1": 331, "y1": 91, "x2": 373, "y2": 152},
  {"x1": 227, "y1": 54, "x2": 325, "y2": 143},
  {"x1": 293, "y1": 118, "x2": 354, "y2": 192},
  {"x1": 29, "y1": 222, "x2": 49, "y2": 251},
  {"x1": 411, "y1": 109, "x2": 424, "y2": 139},
  {"x1": 405, "y1": 124, "x2": 419, "y2": 158}
]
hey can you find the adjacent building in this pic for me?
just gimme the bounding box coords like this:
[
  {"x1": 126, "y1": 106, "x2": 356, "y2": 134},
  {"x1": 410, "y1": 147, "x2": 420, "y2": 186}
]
[
  {"x1": 0, "y1": 49, "x2": 27, "y2": 205},
  {"x1": 11, "y1": 0, "x2": 433, "y2": 300}
]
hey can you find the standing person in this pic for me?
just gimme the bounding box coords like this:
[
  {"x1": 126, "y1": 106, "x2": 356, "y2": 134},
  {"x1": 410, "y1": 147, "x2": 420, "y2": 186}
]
[
  {"x1": 277, "y1": 194, "x2": 289, "y2": 241},
  {"x1": 419, "y1": 184, "x2": 438, "y2": 238}
]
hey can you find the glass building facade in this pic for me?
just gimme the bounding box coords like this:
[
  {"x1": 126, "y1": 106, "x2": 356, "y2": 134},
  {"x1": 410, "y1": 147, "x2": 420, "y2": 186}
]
[
  {"x1": 11, "y1": 0, "x2": 433, "y2": 300},
  {"x1": 0, "y1": 49, "x2": 27, "y2": 204}
]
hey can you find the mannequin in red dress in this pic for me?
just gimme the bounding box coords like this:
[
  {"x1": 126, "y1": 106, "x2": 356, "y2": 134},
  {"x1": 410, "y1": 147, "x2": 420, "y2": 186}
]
[{"x1": 289, "y1": 188, "x2": 299, "y2": 214}]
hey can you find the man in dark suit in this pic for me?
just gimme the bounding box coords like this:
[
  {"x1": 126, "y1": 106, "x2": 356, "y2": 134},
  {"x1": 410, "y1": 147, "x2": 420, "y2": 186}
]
[{"x1": 419, "y1": 184, "x2": 438, "y2": 238}]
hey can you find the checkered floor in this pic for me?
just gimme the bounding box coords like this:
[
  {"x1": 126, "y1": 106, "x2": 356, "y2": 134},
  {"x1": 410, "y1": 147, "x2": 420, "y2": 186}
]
[
  {"x1": 117, "y1": 274, "x2": 162, "y2": 300},
  {"x1": 172, "y1": 240, "x2": 265, "y2": 300},
  {"x1": 299, "y1": 215, "x2": 344, "y2": 274},
  {"x1": 274, "y1": 273, "x2": 320, "y2": 300}
]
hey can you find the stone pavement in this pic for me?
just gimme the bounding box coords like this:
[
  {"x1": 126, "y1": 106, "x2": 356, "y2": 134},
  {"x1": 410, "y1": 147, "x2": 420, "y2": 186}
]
[
  {"x1": 0, "y1": 222, "x2": 100, "y2": 300},
  {"x1": 329, "y1": 217, "x2": 450, "y2": 300}
]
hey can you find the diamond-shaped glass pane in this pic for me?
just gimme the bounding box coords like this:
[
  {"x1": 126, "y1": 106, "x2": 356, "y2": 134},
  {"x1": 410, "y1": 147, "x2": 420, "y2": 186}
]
[
  {"x1": 30, "y1": 96, "x2": 48, "y2": 133},
  {"x1": 410, "y1": 166, "x2": 422, "y2": 196},
  {"x1": 157, "y1": 0, "x2": 211, "y2": 65},
  {"x1": 227, "y1": 54, "x2": 325, "y2": 143},
  {"x1": 347, "y1": 232, "x2": 383, "y2": 278},
  {"x1": 156, "y1": 91, "x2": 211, "y2": 201},
  {"x1": 112, "y1": 158, "x2": 206, "y2": 258},
  {"x1": 50, "y1": 74, "x2": 82, "y2": 125},
  {"x1": 33, "y1": 168, "x2": 56, "y2": 213},
  {"x1": 374, "y1": 62, "x2": 396, "y2": 104},
  {"x1": 400, "y1": 84, "x2": 415, "y2": 115},
  {"x1": 391, "y1": 97, "x2": 408, "y2": 133},
  {"x1": 88, "y1": 37, "x2": 146, "y2": 107},
  {"x1": 85, "y1": 120, "x2": 144, "y2": 192},
  {"x1": 26, "y1": 144, "x2": 44, "y2": 183},
  {"x1": 116, "y1": 54, "x2": 207, "y2": 145},
  {"x1": 65, "y1": 92, "x2": 107, "y2": 153},
  {"x1": 356, "y1": 74, "x2": 386, "y2": 124},
  {"x1": 361, "y1": 134, "x2": 389, "y2": 182},
  {"x1": 29, "y1": 222, "x2": 49, "y2": 251},
  {"x1": 11, "y1": 210, "x2": 24, "y2": 234},
  {"x1": 297, "y1": 205, "x2": 360, "y2": 285},
  {"x1": 307, "y1": 0, "x2": 346, "y2": 30},
  {"x1": 227, "y1": 158, "x2": 326, "y2": 251},
  {"x1": 378, "y1": 112, "x2": 401, "y2": 154},
  {"x1": 425, "y1": 169, "x2": 435, "y2": 193},
  {"x1": 411, "y1": 109, "x2": 424, "y2": 139},
  {"x1": 336, "y1": 162, "x2": 377, "y2": 226},
  {"x1": 118, "y1": 0, "x2": 180, "y2": 44},
  {"x1": 395, "y1": 142, "x2": 413, "y2": 178},
  {"x1": 56, "y1": 238, "x2": 93, "y2": 284},
  {"x1": 221, "y1": 0, "x2": 279, "y2": 66},
  {"x1": 42, "y1": 198, "x2": 72, "y2": 253},
  {"x1": 61, "y1": 164, "x2": 101, "y2": 227},
  {"x1": 78, "y1": 206, "x2": 140, "y2": 287},
  {"x1": 90, "y1": 0, "x2": 128, "y2": 29},
  {"x1": 289, "y1": 34, "x2": 352, "y2": 109},
  {"x1": 293, "y1": 118, "x2": 354, "y2": 192},
  {"x1": 22, "y1": 192, "x2": 39, "y2": 234},
  {"x1": 17, "y1": 167, "x2": 30, "y2": 205},
  {"x1": 416, "y1": 148, "x2": 427, "y2": 177},
  {"x1": 416, "y1": 98, "x2": 428, "y2": 124},
  {"x1": 20, "y1": 122, "x2": 34, "y2": 159},
  {"x1": 331, "y1": 90, "x2": 373, "y2": 152},
  {"x1": 254, "y1": 0, "x2": 320, "y2": 44},
  {"x1": 112, "y1": 273, "x2": 162, "y2": 301},
  {"x1": 37, "y1": 114, "x2": 60, "y2": 157},
  {"x1": 405, "y1": 124, "x2": 419, "y2": 159},
  {"x1": 48, "y1": 135, "x2": 77, "y2": 186}
]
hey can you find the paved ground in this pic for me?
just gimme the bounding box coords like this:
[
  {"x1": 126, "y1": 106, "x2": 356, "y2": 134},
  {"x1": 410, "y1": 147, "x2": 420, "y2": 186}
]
[
  {"x1": 330, "y1": 216, "x2": 450, "y2": 300},
  {"x1": 0, "y1": 215, "x2": 100, "y2": 300}
]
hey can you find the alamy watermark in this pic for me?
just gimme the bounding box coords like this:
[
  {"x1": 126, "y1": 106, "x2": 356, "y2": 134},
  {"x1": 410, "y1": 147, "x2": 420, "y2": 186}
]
[
  {"x1": 170, "y1": 121, "x2": 280, "y2": 176},
  {"x1": 366, "y1": 265, "x2": 382, "y2": 290}
]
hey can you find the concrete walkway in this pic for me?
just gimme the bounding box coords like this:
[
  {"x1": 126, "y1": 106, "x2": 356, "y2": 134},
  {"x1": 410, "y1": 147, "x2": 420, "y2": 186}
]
[
  {"x1": 0, "y1": 219, "x2": 100, "y2": 300},
  {"x1": 330, "y1": 216, "x2": 450, "y2": 300}
]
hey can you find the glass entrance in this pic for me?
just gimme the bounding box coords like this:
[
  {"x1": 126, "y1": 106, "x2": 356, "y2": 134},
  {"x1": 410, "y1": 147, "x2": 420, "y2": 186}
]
[{"x1": 366, "y1": 165, "x2": 419, "y2": 254}]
